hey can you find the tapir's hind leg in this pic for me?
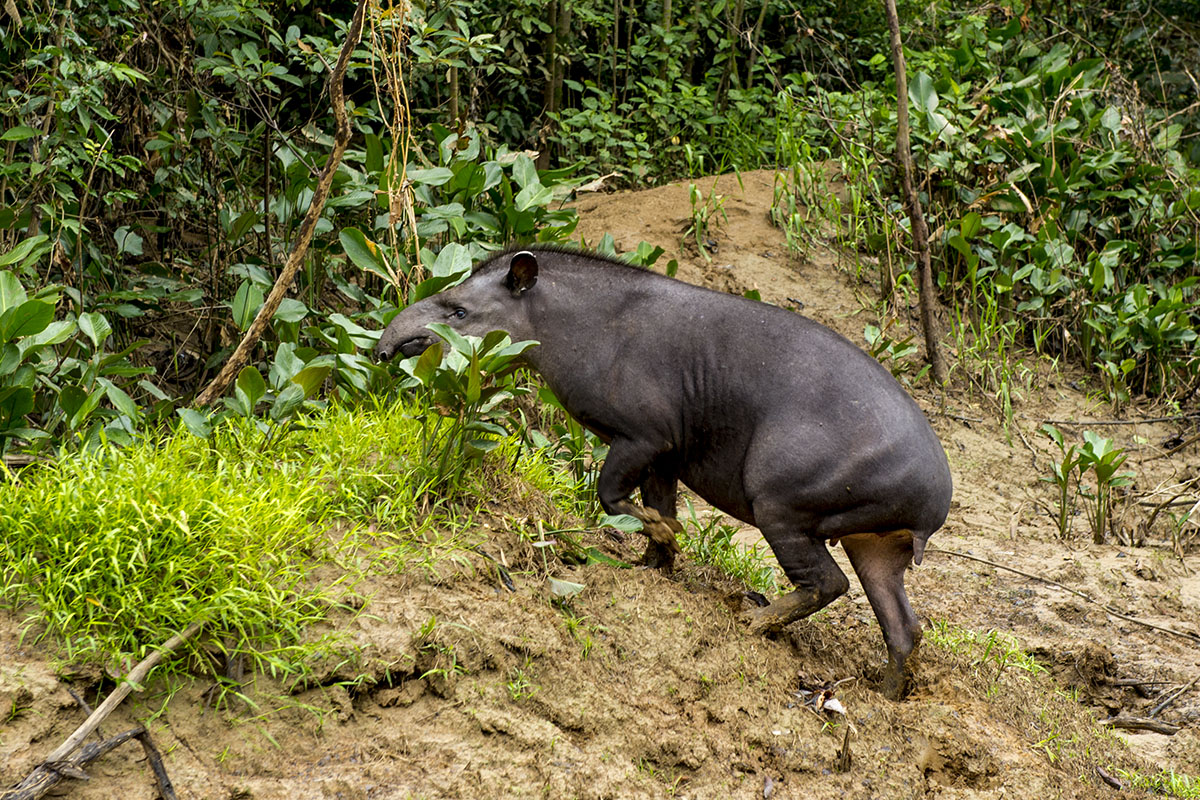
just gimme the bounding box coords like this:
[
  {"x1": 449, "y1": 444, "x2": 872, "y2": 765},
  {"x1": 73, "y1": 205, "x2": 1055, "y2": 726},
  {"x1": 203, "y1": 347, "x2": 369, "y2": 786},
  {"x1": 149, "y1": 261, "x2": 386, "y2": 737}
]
[
  {"x1": 744, "y1": 524, "x2": 850, "y2": 634},
  {"x1": 840, "y1": 531, "x2": 923, "y2": 700}
]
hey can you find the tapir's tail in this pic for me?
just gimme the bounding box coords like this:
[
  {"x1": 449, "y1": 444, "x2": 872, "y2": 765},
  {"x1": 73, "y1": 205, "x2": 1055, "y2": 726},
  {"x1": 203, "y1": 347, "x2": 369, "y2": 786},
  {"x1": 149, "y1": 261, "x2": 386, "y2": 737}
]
[{"x1": 911, "y1": 531, "x2": 929, "y2": 566}]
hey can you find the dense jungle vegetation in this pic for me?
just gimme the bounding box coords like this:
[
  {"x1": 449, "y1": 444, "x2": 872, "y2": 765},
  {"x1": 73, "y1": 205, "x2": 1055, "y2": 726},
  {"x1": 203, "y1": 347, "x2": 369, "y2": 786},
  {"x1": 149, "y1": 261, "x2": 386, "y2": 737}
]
[{"x1": 0, "y1": 0, "x2": 1198, "y2": 456}]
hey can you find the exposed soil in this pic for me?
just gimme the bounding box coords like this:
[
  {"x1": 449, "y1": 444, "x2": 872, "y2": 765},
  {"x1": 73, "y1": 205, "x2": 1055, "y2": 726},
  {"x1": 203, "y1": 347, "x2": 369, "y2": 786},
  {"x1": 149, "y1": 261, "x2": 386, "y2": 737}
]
[{"x1": 5, "y1": 170, "x2": 1200, "y2": 799}]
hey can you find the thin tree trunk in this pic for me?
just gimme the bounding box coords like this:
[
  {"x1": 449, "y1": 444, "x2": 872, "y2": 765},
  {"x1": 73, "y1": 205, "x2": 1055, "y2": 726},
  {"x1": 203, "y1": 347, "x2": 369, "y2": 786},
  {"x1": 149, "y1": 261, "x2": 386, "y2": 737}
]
[
  {"x1": 449, "y1": 65, "x2": 460, "y2": 126},
  {"x1": 611, "y1": 0, "x2": 619, "y2": 108},
  {"x1": 883, "y1": 0, "x2": 946, "y2": 385},
  {"x1": 262, "y1": 123, "x2": 272, "y2": 267},
  {"x1": 682, "y1": 0, "x2": 702, "y2": 82},
  {"x1": 537, "y1": 2, "x2": 571, "y2": 170},
  {"x1": 195, "y1": 0, "x2": 370, "y2": 406},
  {"x1": 621, "y1": 0, "x2": 634, "y2": 106},
  {"x1": 537, "y1": 1, "x2": 559, "y2": 171},
  {"x1": 657, "y1": 0, "x2": 673, "y2": 81},
  {"x1": 743, "y1": 1, "x2": 770, "y2": 90},
  {"x1": 717, "y1": 0, "x2": 746, "y2": 107},
  {"x1": 552, "y1": 4, "x2": 570, "y2": 110}
]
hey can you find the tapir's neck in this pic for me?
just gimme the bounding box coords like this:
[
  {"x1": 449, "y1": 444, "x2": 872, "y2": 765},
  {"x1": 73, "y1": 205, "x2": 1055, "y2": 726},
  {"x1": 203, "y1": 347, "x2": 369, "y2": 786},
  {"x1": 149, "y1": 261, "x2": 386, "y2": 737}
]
[{"x1": 515, "y1": 264, "x2": 690, "y2": 417}]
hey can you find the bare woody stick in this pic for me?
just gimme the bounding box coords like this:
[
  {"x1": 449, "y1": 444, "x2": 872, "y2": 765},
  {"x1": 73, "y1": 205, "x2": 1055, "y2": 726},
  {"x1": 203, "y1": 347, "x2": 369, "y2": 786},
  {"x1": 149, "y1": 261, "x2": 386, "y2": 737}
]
[
  {"x1": 882, "y1": 0, "x2": 947, "y2": 385},
  {"x1": 5, "y1": 620, "x2": 203, "y2": 799},
  {"x1": 195, "y1": 0, "x2": 370, "y2": 407}
]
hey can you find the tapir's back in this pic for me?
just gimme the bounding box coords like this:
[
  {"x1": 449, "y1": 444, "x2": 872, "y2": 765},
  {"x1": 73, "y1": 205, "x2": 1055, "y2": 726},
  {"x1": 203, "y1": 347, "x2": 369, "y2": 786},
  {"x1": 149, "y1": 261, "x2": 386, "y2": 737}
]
[{"x1": 615, "y1": 280, "x2": 952, "y2": 538}]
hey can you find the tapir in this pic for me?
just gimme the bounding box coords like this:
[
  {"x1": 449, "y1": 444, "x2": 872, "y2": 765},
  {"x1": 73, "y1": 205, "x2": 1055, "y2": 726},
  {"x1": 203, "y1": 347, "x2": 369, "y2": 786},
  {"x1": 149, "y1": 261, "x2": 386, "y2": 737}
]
[{"x1": 376, "y1": 246, "x2": 953, "y2": 699}]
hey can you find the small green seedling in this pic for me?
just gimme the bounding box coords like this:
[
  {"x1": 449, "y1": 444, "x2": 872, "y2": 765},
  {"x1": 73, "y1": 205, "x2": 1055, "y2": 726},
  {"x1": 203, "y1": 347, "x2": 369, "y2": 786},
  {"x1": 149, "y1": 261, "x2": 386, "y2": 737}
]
[
  {"x1": 1040, "y1": 424, "x2": 1080, "y2": 539},
  {"x1": 1076, "y1": 431, "x2": 1134, "y2": 545}
]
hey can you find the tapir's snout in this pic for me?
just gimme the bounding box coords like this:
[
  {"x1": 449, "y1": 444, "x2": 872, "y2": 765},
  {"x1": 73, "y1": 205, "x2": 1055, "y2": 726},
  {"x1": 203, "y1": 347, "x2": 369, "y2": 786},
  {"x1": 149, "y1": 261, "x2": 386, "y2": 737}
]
[
  {"x1": 398, "y1": 335, "x2": 435, "y2": 358},
  {"x1": 375, "y1": 328, "x2": 435, "y2": 361}
]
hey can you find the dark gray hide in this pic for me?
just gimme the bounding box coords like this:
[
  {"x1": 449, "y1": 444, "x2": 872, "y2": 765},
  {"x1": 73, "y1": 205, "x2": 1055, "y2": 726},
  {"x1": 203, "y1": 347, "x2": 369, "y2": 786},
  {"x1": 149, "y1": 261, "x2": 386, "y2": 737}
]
[{"x1": 377, "y1": 247, "x2": 952, "y2": 699}]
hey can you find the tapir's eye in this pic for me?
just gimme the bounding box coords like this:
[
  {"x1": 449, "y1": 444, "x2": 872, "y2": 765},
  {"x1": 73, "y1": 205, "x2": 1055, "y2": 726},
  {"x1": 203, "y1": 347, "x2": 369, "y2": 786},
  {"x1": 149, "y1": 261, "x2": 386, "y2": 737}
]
[{"x1": 451, "y1": 307, "x2": 467, "y2": 319}]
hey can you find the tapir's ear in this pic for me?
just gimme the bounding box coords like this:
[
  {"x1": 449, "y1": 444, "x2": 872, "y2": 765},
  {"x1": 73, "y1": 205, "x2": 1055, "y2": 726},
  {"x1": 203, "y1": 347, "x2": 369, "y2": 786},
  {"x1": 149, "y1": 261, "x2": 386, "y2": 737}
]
[{"x1": 504, "y1": 250, "x2": 538, "y2": 296}]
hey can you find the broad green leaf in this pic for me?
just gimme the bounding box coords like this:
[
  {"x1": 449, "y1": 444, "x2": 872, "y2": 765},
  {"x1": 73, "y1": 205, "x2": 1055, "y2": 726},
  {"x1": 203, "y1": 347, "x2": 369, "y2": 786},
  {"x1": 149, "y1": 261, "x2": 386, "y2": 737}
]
[
  {"x1": 231, "y1": 281, "x2": 264, "y2": 331},
  {"x1": 0, "y1": 270, "x2": 26, "y2": 312},
  {"x1": 0, "y1": 300, "x2": 53, "y2": 342},
  {"x1": 430, "y1": 242, "x2": 472, "y2": 278},
  {"x1": 584, "y1": 547, "x2": 632, "y2": 569},
  {"x1": 908, "y1": 72, "x2": 938, "y2": 114},
  {"x1": 0, "y1": 236, "x2": 49, "y2": 270},
  {"x1": 466, "y1": 352, "x2": 481, "y2": 404},
  {"x1": 339, "y1": 227, "x2": 391, "y2": 280},
  {"x1": 496, "y1": 339, "x2": 538, "y2": 360},
  {"x1": 290, "y1": 364, "x2": 331, "y2": 397},
  {"x1": 21, "y1": 320, "x2": 75, "y2": 351},
  {"x1": 960, "y1": 212, "x2": 982, "y2": 240},
  {"x1": 229, "y1": 210, "x2": 259, "y2": 243},
  {"x1": 274, "y1": 298, "x2": 309, "y2": 323},
  {"x1": 426, "y1": 322, "x2": 472, "y2": 355},
  {"x1": 269, "y1": 383, "x2": 305, "y2": 420},
  {"x1": 0, "y1": 343, "x2": 19, "y2": 376},
  {"x1": 114, "y1": 226, "x2": 144, "y2": 256},
  {"x1": 1099, "y1": 106, "x2": 1121, "y2": 133},
  {"x1": 176, "y1": 408, "x2": 213, "y2": 438},
  {"x1": 365, "y1": 133, "x2": 384, "y2": 174},
  {"x1": 98, "y1": 378, "x2": 141, "y2": 420},
  {"x1": 235, "y1": 365, "x2": 267, "y2": 409},
  {"x1": 413, "y1": 343, "x2": 442, "y2": 384},
  {"x1": 0, "y1": 385, "x2": 34, "y2": 426},
  {"x1": 78, "y1": 311, "x2": 113, "y2": 349},
  {"x1": 1, "y1": 125, "x2": 39, "y2": 142},
  {"x1": 407, "y1": 166, "x2": 454, "y2": 186},
  {"x1": 511, "y1": 154, "x2": 538, "y2": 188},
  {"x1": 515, "y1": 182, "x2": 554, "y2": 212},
  {"x1": 600, "y1": 514, "x2": 644, "y2": 532}
]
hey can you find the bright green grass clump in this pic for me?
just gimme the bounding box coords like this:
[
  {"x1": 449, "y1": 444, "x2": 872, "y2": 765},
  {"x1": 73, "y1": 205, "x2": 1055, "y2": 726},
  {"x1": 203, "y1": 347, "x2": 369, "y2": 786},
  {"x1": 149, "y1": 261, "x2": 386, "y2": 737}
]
[
  {"x1": 0, "y1": 425, "x2": 335, "y2": 669},
  {"x1": 0, "y1": 398, "x2": 463, "y2": 674},
  {"x1": 0, "y1": 396, "x2": 591, "y2": 679},
  {"x1": 1116, "y1": 769, "x2": 1200, "y2": 798}
]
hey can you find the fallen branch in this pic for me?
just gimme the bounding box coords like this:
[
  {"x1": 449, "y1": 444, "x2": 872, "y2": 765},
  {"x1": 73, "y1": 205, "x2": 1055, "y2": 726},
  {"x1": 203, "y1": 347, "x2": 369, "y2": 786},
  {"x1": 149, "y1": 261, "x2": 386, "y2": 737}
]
[
  {"x1": 4, "y1": 621, "x2": 203, "y2": 799},
  {"x1": 1100, "y1": 716, "x2": 1180, "y2": 735},
  {"x1": 194, "y1": 0, "x2": 370, "y2": 406},
  {"x1": 2, "y1": 725, "x2": 177, "y2": 800},
  {"x1": 1143, "y1": 430, "x2": 1200, "y2": 461},
  {"x1": 1042, "y1": 413, "x2": 1200, "y2": 427},
  {"x1": 1149, "y1": 673, "x2": 1200, "y2": 718},
  {"x1": 925, "y1": 548, "x2": 1200, "y2": 645}
]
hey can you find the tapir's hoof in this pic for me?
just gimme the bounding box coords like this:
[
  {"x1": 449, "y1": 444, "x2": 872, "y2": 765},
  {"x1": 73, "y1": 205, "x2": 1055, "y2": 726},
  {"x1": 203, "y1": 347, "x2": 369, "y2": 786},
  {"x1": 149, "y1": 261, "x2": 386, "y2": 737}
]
[
  {"x1": 640, "y1": 540, "x2": 677, "y2": 573},
  {"x1": 741, "y1": 604, "x2": 789, "y2": 636},
  {"x1": 881, "y1": 671, "x2": 906, "y2": 702},
  {"x1": 740, "y1": 589, "x2": 829, "y2": 635}
]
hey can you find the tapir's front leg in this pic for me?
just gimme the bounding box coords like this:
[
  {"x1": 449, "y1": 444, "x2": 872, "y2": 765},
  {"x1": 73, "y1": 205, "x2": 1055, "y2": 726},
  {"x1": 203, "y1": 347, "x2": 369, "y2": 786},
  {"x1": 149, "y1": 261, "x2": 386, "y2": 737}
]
[
  {"x1": 639, "y1": 465, "x2": 682, "y2": 570},
  {"x1": 598, "y1": 438, "x2": 683, "y2": 569}
]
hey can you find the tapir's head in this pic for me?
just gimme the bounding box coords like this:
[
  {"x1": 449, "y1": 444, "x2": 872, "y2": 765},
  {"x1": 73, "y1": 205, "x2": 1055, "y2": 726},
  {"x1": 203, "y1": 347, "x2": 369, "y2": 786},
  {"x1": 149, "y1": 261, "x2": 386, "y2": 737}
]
[{"x1": 375, "y1": 249, "x2": 539, "y2": 361}]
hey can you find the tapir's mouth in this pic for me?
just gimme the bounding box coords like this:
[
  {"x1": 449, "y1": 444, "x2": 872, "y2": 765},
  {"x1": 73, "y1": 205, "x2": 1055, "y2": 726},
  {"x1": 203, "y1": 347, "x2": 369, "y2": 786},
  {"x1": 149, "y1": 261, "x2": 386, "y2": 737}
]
[{"x1": 398, "y1": 335, "x2": 436, "y2": 358}]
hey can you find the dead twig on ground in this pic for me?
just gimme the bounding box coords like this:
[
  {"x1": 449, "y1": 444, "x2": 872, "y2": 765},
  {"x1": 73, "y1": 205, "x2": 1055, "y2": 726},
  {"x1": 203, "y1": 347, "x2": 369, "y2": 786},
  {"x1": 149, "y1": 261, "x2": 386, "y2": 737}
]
[
  {"x1": 1043, "y1": 413, "x2": 1200, "y2": 427},
  {"x1": 3, "y1": 621, "x2": 203, "y2": 800},
  {"x1": 2, "y1": 726, "x2": 177, "y2": 800},
  {"x1": 925, "y1": 548, "x2": 1200, "y2": 645},
  {"x1": 1143, "y1": 430, "x2": 1200, "y2": 461},
  {"x1": 1149, "y1": 673, "x2": 1200, "y2": 718},
  {"x1": 1100, "y1": 716, "x2": 1180, "y2": 735}
]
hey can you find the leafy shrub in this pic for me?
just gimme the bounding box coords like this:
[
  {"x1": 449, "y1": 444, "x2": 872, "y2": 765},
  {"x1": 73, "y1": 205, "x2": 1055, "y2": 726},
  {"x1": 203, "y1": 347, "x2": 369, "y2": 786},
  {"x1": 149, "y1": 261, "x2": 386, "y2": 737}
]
[{"x1": 776, "y1": 9, "x2": 1200, "y2": 402}]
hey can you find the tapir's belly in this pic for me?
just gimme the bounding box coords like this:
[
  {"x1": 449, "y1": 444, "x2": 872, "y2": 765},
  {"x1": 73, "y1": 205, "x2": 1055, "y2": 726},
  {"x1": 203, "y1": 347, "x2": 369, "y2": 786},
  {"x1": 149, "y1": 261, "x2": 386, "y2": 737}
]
[{"x1": 675, "y1": 399, "x2": 947, "y2": 536}]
